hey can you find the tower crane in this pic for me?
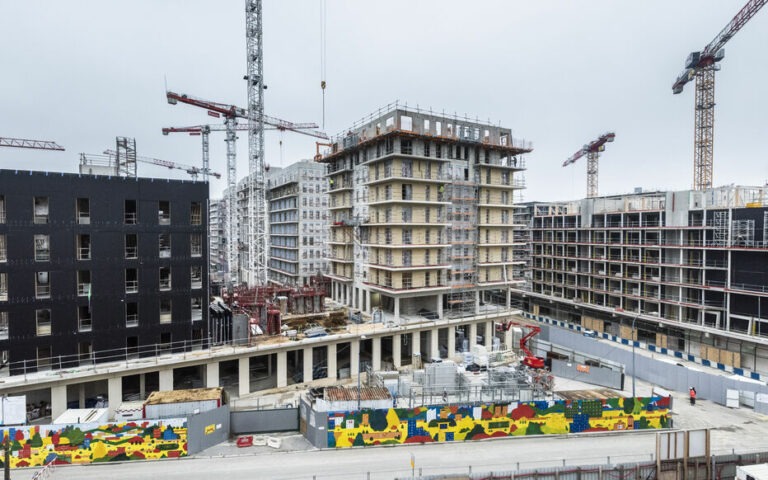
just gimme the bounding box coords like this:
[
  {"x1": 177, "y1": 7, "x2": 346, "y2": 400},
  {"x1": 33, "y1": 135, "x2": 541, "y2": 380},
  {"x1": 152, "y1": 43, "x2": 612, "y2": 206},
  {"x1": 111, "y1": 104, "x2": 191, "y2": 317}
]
[
  {"x1": 102, "y1": 149, "x2": 222, "y2": 179},
  {"x1": 166, "y1": 90, "x2": 327, "y2": 286},
  {"x1": 562, "y1": 132, "x2": 616, "y2": 198},
  {"x1": 0, "y1": 137, "x2": 64, "y2": 151},
  {"x1": 672, "y1": 0, "x2": 767, "y2": 191}
]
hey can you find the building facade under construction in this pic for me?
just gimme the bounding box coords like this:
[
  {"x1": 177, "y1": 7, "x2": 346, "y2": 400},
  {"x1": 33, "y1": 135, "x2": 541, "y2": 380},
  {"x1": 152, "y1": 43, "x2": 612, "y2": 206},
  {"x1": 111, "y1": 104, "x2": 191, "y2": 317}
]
[
  {"x1": 516, "y1": 185, "x2": 768, "y2": 374},
  {"x1": 316, "y1": 104, "x2": 531, "y2": 324}
]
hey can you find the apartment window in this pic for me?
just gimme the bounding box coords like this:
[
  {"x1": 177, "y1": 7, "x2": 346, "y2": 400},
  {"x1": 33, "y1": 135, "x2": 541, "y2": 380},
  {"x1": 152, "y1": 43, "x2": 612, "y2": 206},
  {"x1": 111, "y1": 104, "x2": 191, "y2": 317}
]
[
  {"x1": 189, "y1": 233, "x2": 203, "y2": 257},
  {"x1": 159, "y1": 332, "x2": 172, "y2": 353},
  {"x1": 78, "y1": 305, "x2": 92, "y2": 332},
  {"x1": 191, "y1": 296, "x2": 203, "y2": 322},
  {"x1": 159, "y1": 267, "x2": 171, "y2": 291},
  {"x1": 402, "y1": 250, "x2": 412, "y2": 267},
  {"x1": 402, "y1": 272, "x2": 412, "y2": 289},
  {"x1": 125, "y1": 234, "x2": 138, "y2": 259},
  {"x1": 424, "y1": 141, "x2": 431, "y2": 158},
  {"x1": 385, "y1": 138, "x2": 394, "y2": 154},
  {"x1": 35, "y1": 272, "x2": 50, "y2": 299},
  {"x1": 76, "y1": 234, "x2": 91, "y2": 260},
  {"x1": 33, "y1": 196, "x2": 49, "y2": 224},
  {"x1": 0, "y1": 312, "x2": 7, "y2": 340},
  {"x1": 425, "y1": 250, "x2": 431, "y2": 264},
  {"x1": 124, "y1": 199, "x2": 137, "y2": 224},
  {"x1": 190, "y1": 202, "x2": 202, "y2": 225},
  {"x1": 0, "y1": 235, "x2": 4, "y2": 263},
  {"x1": 77, "y1": 270, "x2": 91, "y2": 297},
  {"x1": 191, "y1": 265, "x2": 202, "y2": 289},
  {"x1": 402, "y1": 184, "x2": 413, "y2": 201},
  {"x1": 159, "y1": 298, "x2": 172, "y2": 324},
  {"x1": 384, "y1": 271, "x2": 392, "y2": 288},
  {"x1": 436, "y1": 144, "x2": 442, "y2": 159},
  {"x1": 37, "y1": 346, "x2": 52, "y2": 370},
  {"x1": 126, "y1": 302, "x2": 139, "y2": 327},
  {"x1": 159, "y1": 233, "x2": 171, "y2": 258},
  {"x1": 126, "y1": 336, "x2": 139, "y2": 357},
  {"x1": 158, "y1": 201, "x2": 171, "y2": 225},
  {"x1": 402, "y1": 207, "x2": 412, "y2": 223},
  {"x1": 425, "y1": 208, "x2": 430, "y2": 223},
  {"x1": 425, "y1": 230, "x2": 431, "y2": 244},
  {"x1": 403, "y1": 228, "x2": 412, "y2": 245},
  {"x1": 0, "y1": 273, "x2": 6, "y2": 302},
  {"x1": 125, "y1": 268, "x2": 138, "y2": 293},
  {"x1": 425, "y1": 271, "x2": 431, "y2": 287},
  {"x1": 34, "y1": 234, "x2": 50, "y2": 262},
  {"x1": 401, "y1": 140, "x2": 413, "y2": 155},
  {"x1": 76, "y1": 198, "x2": 90, "y2": 224},
  {"x1": 78, "y1": 342, "x2": 93, "y2": 364},
  {"x1": 36, "y1": 309, "x2": 51, "y2": 336},
  {"x1": 0, "y1": 195, "x2": 5, "y2": 224}
]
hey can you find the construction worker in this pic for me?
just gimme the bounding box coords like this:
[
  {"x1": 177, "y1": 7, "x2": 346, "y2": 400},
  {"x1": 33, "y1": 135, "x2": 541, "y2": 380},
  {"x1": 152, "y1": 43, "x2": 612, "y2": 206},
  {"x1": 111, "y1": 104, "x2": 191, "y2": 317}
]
[
  {"x1": 689, "y1": 387, "x2": 697, "y2": 406},
  {"x1": 328, "y1": 178, "x2": 334, "y2": 188}
]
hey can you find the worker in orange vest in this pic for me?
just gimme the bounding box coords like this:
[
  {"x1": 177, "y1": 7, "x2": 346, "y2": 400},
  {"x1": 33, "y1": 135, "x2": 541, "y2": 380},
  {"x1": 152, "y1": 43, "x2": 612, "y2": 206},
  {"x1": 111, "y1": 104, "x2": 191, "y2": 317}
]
[{"x1": 689, "y1": 387, "x2": 697, "y2": 406}]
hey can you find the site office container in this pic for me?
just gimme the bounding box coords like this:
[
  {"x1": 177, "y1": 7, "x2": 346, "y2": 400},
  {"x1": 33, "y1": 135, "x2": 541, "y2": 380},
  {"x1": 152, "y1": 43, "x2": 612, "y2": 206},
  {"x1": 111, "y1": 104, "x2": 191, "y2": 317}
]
[{"x1": 142, "y1": 387, "x2": 225, "y2": 419}]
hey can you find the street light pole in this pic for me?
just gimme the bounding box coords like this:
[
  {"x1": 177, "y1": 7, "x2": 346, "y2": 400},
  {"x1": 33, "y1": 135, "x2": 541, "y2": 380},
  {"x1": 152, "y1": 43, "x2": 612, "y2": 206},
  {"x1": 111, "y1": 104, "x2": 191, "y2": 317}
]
[
  {"x1": 631, "y1": 315, "x2": 638, "y2": 399},
  {"x1": 358, "y1": 335, "x2": 366, "y2": 411}
]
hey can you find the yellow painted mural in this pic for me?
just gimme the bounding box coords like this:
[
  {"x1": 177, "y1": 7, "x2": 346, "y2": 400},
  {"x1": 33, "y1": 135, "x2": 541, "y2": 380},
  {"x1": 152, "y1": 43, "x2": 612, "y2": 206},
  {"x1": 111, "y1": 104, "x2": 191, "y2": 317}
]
[
  {"x1": 328, "y1": 396, "x2": 670, "y2": 447},
  {"x1": 0, "y1": 419, "x2": 187, "y2": 469}
]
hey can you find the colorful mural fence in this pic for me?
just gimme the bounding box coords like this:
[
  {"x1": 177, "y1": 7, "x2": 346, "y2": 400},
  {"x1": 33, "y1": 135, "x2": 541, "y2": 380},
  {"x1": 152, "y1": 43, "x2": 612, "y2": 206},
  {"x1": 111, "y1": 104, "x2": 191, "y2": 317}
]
[
  {"x1": 0, "y1": 418, "x2": 187, "y2": 469},
  {"x1": 327, "y1": 396, "x2": 670, "y2": 448}
]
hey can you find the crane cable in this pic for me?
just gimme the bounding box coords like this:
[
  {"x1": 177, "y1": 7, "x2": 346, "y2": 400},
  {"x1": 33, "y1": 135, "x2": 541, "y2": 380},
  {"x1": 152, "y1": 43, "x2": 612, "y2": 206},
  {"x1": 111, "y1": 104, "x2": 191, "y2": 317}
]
[{"x1": 320, "y1": 0, "x2": 327, "y2": 129}]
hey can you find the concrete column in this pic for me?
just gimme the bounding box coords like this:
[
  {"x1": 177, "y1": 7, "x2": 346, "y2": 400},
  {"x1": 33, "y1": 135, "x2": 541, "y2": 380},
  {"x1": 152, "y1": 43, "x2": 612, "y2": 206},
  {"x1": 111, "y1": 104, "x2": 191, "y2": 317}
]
[
  {"x1": 139, "y1": 374, "x2": 146, "y2": 399},
  {"x1": 276, "y1": 351, "x2": 288, "y2": 388},
  {"x1": 303, "y1": 347, "x2": 314, "y2": 383},
  {"x1": 238, "y1": 357, "x2": 250, "y2": 397},
  {"x1": 107, "y1": 376, "x2": 122, "y2": 420},
  {"x1": 504, "y1": 328, "x2": 514, "y2": 351},
  {"x1": 78, "y1": 384, "x2": 86, "y2": 409},
  {"x1": 411, "y1": 332, "x2": 421, "y2": 356},
  {"x1": 350, "y1": 339, "x2": 360, "y2": 379},
  {"x1": 447, "y1": 326, "x2": 456, "y2": 359},
  {"x1": 206, "y1": 361, "x2": 220, "y2": 388},
  {"x1": 437, "y1": 295, "x2": 444, "y2": 320},
  {"x1": 50, "y1": 385, "x2": 67, "y2": 421},
  {"x1": 392, "y1": 334, "x2": 402, "y2": 369},
  {"x1": 430, "y1": 328, "x2": 439, "y2": 360},
  {"x1": 366, "y1": 290, "x2": 372, "y2": 314},
  {"x1": 372, "y1": 336, "x2": 381, "y2": 371},
  {"x1": 506, "y1": 288, "x2": 512, "y2": 309},
  {"x1": 469, "y1": 323, "x2": 478, "y2": 350},
  {"x1": 351, "y1": 287, "x2": 357, "y2": 309},
  {"x1": 394, "y1": 297, "x2": 400, "y2": 322},
  {"x1": 327, "y1": 343, "x2": 337, "y2": 380},
  {"x1": 268, "y1": 354, "x2": 273, "y2": 375},
  {"x1": 485, "y1": 321, "x2": 494, "y2": 350},
  {"x1": 159, "y1": 368, "x2": 173, "y2": 391},
  {"x1": 475, "y1": 291, "x2": 481, "y2": 314}
]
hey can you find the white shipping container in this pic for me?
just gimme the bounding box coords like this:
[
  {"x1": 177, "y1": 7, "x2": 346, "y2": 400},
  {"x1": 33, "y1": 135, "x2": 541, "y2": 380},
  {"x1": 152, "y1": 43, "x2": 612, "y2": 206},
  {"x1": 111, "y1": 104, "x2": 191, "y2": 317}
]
[{"x1": 737, "y1": 464, "x2": 768, "y2": 480}]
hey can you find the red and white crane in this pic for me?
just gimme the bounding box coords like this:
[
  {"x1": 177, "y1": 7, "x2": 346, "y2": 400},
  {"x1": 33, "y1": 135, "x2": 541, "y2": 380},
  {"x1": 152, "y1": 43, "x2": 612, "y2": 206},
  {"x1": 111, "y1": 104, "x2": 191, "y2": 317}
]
[
  {"x1": 0, "y1": 137, "x2": 64, "y2": 151},
  {"x1": 102, "y1": 149, "x2": 222, "y2": 180},
  {"x1": 562, "y1": 132, "x2": 616, "y2": 198},
  {"x1": 166, "y1": 90, "x2": 327, "y2": 285},
  {"x1": 672, "y1": 0, "x2": 767, "y2": 191}
]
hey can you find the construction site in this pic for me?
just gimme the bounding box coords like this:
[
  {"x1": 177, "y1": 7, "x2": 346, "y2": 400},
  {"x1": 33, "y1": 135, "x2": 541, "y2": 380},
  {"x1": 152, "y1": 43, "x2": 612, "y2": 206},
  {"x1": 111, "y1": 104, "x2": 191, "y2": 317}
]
[{"x1": 2, "y1": 0, "x2": 768, "y2": 479}]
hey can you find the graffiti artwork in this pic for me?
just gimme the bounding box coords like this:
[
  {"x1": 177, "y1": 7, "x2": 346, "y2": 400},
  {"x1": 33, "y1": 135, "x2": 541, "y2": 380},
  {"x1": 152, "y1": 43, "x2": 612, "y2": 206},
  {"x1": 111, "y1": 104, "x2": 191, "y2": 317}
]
[
  {"x1": 0, "y1": 419, "x2": 187, "y2": 469},
  {"x1": 327, "y1": 396, "x2": 670, "y2": 447}
]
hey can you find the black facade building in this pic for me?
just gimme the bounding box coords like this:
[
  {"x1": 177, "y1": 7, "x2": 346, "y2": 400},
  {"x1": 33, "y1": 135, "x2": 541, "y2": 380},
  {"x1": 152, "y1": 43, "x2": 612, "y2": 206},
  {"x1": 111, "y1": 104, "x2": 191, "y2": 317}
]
[{"x1": 0, "y1": 170, "x2": 209, "y2": 374}]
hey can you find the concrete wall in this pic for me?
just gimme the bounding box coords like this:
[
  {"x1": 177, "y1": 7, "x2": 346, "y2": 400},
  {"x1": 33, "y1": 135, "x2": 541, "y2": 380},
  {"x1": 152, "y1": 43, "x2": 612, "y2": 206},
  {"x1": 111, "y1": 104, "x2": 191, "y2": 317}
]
[
  {"x1": 231, "y1": 407, "x2": 299, "y2": 434},
  {"x1": 187, "y1": 405, "x2": 230, "y2": 455},
  {"x1": 300, "y1": 397, "x2": 329, "y2": 448},
  {"x1": 550, "y1": 358, "x2": 624, "y2": 390}
]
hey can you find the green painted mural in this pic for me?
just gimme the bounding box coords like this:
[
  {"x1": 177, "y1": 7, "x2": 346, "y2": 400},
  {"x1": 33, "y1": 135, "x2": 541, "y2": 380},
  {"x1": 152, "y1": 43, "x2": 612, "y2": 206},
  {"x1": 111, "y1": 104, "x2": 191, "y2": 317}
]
[
  {"x1": 0, "y1": 419, "x2": 187, "y2": 469},
  {"x1": 327, "y1": 396, "x2": 670, "y2": 447}
]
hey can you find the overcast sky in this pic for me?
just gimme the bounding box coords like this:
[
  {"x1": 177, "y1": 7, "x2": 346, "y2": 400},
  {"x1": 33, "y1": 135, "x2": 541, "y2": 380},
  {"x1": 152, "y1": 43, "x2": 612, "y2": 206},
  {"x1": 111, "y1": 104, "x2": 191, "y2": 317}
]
[{"x1": 2, "y1": 1, "x2": 767, "y2": 201}]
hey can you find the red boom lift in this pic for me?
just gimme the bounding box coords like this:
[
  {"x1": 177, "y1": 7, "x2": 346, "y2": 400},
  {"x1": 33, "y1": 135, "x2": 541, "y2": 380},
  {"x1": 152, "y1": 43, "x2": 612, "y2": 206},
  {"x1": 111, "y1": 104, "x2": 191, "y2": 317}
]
[{"x1": 497, "y1": 321, "x2": 546, "y2": 369}]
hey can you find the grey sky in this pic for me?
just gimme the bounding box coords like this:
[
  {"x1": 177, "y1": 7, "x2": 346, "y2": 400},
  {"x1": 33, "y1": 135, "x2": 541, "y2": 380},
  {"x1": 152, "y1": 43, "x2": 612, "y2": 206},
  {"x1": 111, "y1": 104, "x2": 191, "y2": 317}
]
[{"x1": 2, "y1": 1, "x2": 767, "y2": 201}]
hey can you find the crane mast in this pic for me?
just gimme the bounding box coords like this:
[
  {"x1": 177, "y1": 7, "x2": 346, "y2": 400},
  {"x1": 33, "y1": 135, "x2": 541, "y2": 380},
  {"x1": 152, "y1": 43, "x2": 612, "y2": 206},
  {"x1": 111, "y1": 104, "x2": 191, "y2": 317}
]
[
  {"x1": 246, "y1": 0, "x2": 267, "y2": 286},
  {"x1": 671, "y1": 0, "x2": 767, "y2": 191},
  {"x1": 562, "y1": 132, "x2": 616, "y2": 198}
]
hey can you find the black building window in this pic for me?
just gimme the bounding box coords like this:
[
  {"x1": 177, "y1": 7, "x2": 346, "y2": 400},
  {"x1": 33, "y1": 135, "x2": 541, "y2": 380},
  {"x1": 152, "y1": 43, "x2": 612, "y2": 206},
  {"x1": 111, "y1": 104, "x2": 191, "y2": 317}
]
[
  {"x1": 35, "y1": 272, "x2": 50, "y2": 299},
  {"x1": 34, "y1": 234, "x2": 50, "y2": 262},
  {"x1": 125, "y1": 268, "x2": 138, "y2": 293},
  {"x1": 159, "y1": 299, "x2": 172, "y2": 324},
  {"x1": 159, "y1": 233, "x2": 171, "y2": 258},
  {"x1": 76, "y1": 234, "x2": 91, "y2": 260},
  {"x1": 191, "y1": 233, "x2": 202, "y2": 257},
  {"x1": 36, "y1": 309, "x2": 51, "y2": 336},
  {"x1": 159, "y1": 267, "x2": 171, "y2": 291},
  {"x1": 158, "y1": 201, "x2": 171, "y2": 225},
  {"x1": 190, "y1": 202, "x2": 202, "y2": 225},
  {"x1": 191, "y1": 296, "x2": 202, "y2": 322},
  {"x1": 78, "y1": 305, "x2": 92, "y2": 332},
  {"x1": 126, "y1": 302, "x2": 138, "y2": 327},
  {"x1": 33, "y1": 196, "x2": 49, "y2": 224},
  {"x1": 0, "y1": 312, "x2": 7, "y2": 340},
  {"x1": 124, "y1": 199, "x2": 137, "y2": 224},
  {"x1": 125, "y1": 234, "x2": 138, "y2": 259},
  {"x1": 76, "y1": 198, "x2": 90, "y2": 225},
  {"x1": 191, "y1": 265, "x2": 202, "y2": 289},
  {"x1": 77, "y1": 270, "x2": 91, "y2": 297}
]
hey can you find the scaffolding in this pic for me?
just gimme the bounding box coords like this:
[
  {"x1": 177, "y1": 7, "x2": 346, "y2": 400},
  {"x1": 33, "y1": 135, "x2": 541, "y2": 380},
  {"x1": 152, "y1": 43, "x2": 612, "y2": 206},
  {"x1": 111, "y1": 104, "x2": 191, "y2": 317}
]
[
  {"x1": 731, "y1": 219, "x2": 755, "y2": 247},
  {"x1": 712, "y1": 210, "x2": 729, "y2": 246},
  {"x1": 447, "y1": 165, "x2": 479, "y2": 315}
]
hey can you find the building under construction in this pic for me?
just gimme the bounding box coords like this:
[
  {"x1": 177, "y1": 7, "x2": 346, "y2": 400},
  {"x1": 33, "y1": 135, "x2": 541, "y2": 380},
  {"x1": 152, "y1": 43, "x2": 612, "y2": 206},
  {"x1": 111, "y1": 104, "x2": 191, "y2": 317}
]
[
  {"x1": 516, "y1": 185, "x2": 768, "y2": 374},
  {"x1": 316, "y1": 103, "x2": 531, "y2": 326}
]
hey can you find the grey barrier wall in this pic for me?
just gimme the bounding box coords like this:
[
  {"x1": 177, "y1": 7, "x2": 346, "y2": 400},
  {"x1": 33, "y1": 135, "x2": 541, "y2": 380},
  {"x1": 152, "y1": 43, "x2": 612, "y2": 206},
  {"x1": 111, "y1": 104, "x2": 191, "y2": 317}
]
[
  {"x1": 546, "y1": 327, "x2": 768, "y2": 405},
  {"x1": 187, "y1": 405, "x2": 231, "y2": 455},
  {"x1": 231, "y1": 407, "x2": 299, "y2": 434},
  {"x1": 300, "y1": 397, "x2": 329, "y2": 448},
  {"x1": 550, "y1": 358, "x2": 624, "y2": 390}
]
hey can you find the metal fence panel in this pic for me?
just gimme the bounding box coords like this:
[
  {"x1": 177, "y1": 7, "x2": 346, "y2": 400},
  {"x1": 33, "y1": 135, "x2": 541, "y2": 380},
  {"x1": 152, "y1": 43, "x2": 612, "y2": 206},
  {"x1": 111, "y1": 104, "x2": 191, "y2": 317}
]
[{"x1": 230, "y1": 407, "x2": 298, "y2": 434}]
